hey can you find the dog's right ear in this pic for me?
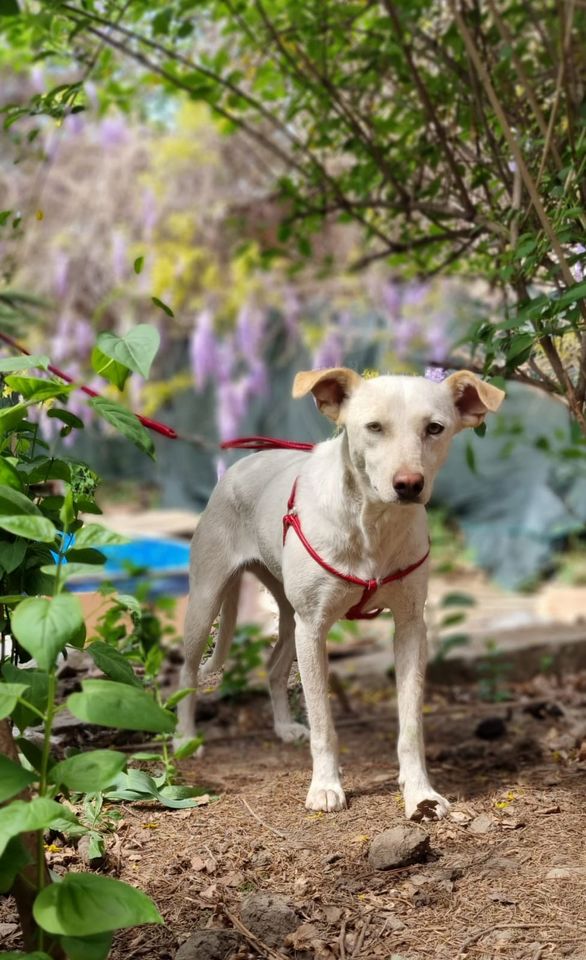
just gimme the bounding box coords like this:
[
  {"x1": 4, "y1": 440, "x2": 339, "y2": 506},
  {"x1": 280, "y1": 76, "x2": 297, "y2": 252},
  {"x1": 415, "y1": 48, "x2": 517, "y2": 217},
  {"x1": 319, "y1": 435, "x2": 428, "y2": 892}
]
[{"x1": 292, "y1": 367, "x2": 362, "y2": 422}]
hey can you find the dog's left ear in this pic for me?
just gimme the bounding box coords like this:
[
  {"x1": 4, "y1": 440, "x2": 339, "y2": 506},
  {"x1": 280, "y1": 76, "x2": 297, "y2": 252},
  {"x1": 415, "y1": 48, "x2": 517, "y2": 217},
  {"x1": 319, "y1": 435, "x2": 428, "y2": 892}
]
[
  {"x1": 292, "y1": 367, "x2": 362, "y2": 422},
  {"x1": 445, "y1": 371, "x2": 505, "y2": 429}
]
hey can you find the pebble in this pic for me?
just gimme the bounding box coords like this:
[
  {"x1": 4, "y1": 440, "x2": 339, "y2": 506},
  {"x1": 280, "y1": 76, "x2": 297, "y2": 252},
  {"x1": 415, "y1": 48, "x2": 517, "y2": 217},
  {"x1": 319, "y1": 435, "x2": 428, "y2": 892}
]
[
  {"x1": 175, "y1": 930, "x2": 242, "y2": 960},
  {"x1": 240, "y1": 892, "x2": 300, "y2": 948},
  {"x1": 368, "y1": 823, "x2": 430, "y2": 870}
]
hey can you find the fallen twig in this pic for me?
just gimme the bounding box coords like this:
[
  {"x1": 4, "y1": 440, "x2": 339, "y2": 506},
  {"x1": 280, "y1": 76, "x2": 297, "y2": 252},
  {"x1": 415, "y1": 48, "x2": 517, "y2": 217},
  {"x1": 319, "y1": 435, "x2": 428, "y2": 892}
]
[{"x1": 223, "y1": 905, "x2": 290, "y2": 960}]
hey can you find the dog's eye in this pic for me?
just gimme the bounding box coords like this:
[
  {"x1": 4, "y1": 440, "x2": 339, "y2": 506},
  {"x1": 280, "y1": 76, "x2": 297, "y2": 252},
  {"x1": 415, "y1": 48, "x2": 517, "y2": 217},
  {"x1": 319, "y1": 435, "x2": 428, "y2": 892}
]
[
  {"x1": 366, "y1": 421, "x2": 383, "y2": 433},
  {"x1": 426, "y1": 421, "x2": 445, "y2": 436}
]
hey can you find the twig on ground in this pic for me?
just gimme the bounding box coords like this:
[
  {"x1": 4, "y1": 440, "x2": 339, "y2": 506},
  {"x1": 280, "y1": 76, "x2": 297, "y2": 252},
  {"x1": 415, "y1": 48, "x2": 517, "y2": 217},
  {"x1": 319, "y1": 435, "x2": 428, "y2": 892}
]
[
  {"x1": 223, "y1": 905, "x2": 290, "y2": 960},
  {"x1": 239, "y1": 795, "x2": 317, "y2": 848},
  {"x1": 351, "y1": 914, "x2": 372, "y2": 957},
  {"x1": 339, "y1": 918, "x2": 347, "y2": 960}
]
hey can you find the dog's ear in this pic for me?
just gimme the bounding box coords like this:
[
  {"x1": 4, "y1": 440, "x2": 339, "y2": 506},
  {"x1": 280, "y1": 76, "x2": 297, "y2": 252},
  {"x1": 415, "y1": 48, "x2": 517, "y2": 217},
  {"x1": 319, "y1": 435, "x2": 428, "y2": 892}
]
[
  {"x1": 292, "y1": 367, "x2": 362, "y2": 421},
  {"x1": 445, "y1": 371, "x2": 505, "y2": 429}
]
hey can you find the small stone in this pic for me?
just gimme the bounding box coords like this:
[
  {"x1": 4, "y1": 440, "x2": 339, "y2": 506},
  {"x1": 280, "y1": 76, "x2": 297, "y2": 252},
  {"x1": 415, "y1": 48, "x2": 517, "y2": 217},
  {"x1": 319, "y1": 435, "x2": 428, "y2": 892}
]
[
  {"x1": 475, "y1": 716, "x2": 507, "y2": 740},
  {"x1": 175, "y1": 930, "x2": 242, "y2": 960},
  {"x1": 468, "y1": 812, "x2": 496, "y2": 835},
  {"x1": 546, "y1": 866, "x2": 586, "y2": 879},
  {"x1": 241, "y1": 893, "x2": 300, "y2": 948},
  {"x1": 368, "y1": 824, "x2": 430, "y2": 870}
]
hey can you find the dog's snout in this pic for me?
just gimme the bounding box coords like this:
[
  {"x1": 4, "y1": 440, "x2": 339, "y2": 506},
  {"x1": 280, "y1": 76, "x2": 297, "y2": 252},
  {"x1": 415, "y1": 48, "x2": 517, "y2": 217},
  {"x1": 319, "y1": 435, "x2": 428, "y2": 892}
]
[{"x1": 393, "y1": 471, "x2": 424, "y2": 501}]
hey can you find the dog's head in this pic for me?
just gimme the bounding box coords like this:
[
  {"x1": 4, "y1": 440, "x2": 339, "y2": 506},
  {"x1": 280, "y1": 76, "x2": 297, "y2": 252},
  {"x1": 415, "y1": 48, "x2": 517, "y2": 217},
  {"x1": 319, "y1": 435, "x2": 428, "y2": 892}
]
[{"x1": 293, "y1": 368, "x2": 505, "y2": 506}]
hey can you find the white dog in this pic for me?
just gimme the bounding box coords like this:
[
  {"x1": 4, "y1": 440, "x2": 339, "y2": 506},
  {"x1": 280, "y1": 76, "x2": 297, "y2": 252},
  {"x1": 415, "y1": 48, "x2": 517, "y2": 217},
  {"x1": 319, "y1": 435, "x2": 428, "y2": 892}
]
[{"x1": 176, "y1": 368, "x2": 504, "y2": 820}]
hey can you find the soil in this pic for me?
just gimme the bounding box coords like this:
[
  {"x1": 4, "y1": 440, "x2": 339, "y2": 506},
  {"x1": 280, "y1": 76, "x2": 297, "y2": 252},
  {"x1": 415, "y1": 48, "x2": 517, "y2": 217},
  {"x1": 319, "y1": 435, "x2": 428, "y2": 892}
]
[{"x1": 3, "y1": 663, "x2": 586, "y2": 960}]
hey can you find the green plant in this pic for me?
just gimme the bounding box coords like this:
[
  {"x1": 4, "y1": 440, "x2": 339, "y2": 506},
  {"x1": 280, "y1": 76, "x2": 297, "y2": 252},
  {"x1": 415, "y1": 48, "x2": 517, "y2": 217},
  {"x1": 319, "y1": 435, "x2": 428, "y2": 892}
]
[
  {"x1": 218, "y1": 624, "x2": 271, "y2": 698},
  {"x1": 0, "y1": 326, "x2": 199, "y2": 958},
  {"x1": 430, "y1": 590, "x2": 476, "y2": 663},
  {"x1": 477, "y1": 638, "x2": 513, "y2": 702}
]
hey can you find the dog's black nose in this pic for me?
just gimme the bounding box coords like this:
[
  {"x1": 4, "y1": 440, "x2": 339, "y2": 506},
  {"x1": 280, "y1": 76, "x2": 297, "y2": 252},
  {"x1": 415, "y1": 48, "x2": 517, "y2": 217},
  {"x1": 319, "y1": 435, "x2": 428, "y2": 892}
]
[{"x1": 393, "y1": 471, "x2": 424, "y2": 500}]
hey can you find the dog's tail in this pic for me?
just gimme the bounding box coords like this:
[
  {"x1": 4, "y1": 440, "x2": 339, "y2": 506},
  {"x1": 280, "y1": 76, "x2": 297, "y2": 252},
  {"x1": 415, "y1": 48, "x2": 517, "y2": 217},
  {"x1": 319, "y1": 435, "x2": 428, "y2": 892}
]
[{"x1": 199, "y1": 572, "x2": 241, "y2": 677}]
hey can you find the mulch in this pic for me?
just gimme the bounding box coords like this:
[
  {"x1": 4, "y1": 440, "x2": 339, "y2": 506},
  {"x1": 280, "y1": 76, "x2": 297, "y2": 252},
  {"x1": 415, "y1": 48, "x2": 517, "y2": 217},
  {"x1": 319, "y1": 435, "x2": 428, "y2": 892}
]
[{"x1": 3, "y1": 664, "x2": 586, "y2": 960}]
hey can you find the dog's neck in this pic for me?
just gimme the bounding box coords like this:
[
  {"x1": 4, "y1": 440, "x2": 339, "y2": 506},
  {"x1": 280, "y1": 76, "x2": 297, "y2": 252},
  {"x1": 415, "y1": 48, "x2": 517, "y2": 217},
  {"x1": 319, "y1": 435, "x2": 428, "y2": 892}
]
[{"x1": 307, "y1": 433, "x2": 425, "y2": 560}]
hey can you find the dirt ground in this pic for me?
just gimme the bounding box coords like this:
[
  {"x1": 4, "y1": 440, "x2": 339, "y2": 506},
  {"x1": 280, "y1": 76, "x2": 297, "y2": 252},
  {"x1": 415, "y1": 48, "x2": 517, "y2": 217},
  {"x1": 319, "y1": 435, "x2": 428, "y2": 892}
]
[{"x1": 3, "y1": 662, "x2": 586, "y2": 960}]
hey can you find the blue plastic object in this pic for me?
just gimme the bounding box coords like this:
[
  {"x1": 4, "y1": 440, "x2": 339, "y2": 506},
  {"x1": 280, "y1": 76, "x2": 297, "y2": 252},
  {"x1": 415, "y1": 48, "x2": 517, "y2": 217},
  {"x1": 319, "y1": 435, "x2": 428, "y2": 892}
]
[{"x1": 67, "y1": 536, "x2": 190, "y2": 597}]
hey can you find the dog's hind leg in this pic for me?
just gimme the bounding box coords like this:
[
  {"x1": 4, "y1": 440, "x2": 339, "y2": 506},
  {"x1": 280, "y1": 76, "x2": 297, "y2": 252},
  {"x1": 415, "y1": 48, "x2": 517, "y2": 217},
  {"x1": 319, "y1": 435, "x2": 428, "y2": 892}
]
[
  {"x1": 199, "y1": 573, "x2": 241, "y2": 679},
  {"x1": 175, "y1": 563, "x2": 239, "y2": 749},
  {"x1": 252, "y1": 564, "x2": 309, "y2": 743}
]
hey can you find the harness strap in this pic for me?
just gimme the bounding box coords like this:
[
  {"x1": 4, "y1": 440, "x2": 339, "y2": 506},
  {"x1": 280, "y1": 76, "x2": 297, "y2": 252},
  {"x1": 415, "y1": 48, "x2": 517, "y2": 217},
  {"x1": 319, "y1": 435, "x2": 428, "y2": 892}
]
[
  {"x1": 221, "y1": 436, "x2": 315, "y2": 452},
  {"x1": 283, "y1": 478, "x2": 430, "y2": 620}
]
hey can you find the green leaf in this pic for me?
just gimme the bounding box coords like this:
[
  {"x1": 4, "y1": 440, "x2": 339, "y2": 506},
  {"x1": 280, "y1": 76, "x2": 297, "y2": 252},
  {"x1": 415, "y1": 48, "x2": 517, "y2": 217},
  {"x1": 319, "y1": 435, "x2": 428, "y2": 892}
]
[
  {"x1": 0, "y1": 797, "x2": 77, "y2": 858},
  {"x1": 0, "y1": 954, "x2": 52, "y2": 960},
  {"x1": 0, "y1": 538, "x2": 27, "y2": 574},
  {"x1": 33, "y1": 871, "x2": 164, "y2": 936},
  {"x1": 0, "y1": 402, "x2": 29, "y2": 432},
  {"x1": 172, "y1": 736, "x2": 203, "y2": 761},
  {"x1": 441, "y1": 592, "x2": 476, "y2": 608},
  {"x1": 60, "y1": 933, "x2": 113, "y2": 960},
  {"x1": 0, "y1": 836, "x2": 33, "y2": 894},
  {"x1": 67, "y1": 680, "x2": 176, "y2": 734},
  {"x1": 0, "y1": 483, "x2": 43, "y2": 515},
  {"x1": 96, "y1": 325, "x2": 160, "y2": 378},
  {"x1": 11, "y1": 595, "x2": 84, "y2": 670},
  {"x1": 0, "y1": 457, "x2": 23, "y2": 489},
  {"x1": 4, "y1": 375, "x2": 74, "y2": 403},
  {"x1": 65, "y1": 547, "x2": 106, "y2": 565},
  {"x1": 3, "y1": 665, "x2": 49, "y2": 731},
  {"x1": 47, "y1": 408, "x2": 84, "y2": 430},
  {"x1": 0, "y1": 682, "x2": 29, "y2": 720},
  {"x1": 164, "y1": 687, "x2": 195, "y2": 709},
  {"x1": 0, "y1": 515, "x2": 57, "y2": 542},
  {"x1": 19, "y1": 457, "x2": 72, "y2": 484},
  {"x1": 49, "y1": 750, "x2": 127, "y2": 793},
  {"x1": 151, "y1": 296, "x2": 174, "y2": 318},
  {"x1": 40, "y1": 562, "x2": 101, "y2": 582},
  {"x1": 89, "y1": 398, "x2": 155, "y2": 460},
  {"x1": 134, "y1": 256, "x2": 144, "y2": 275},
  {"x1": 87, "y1": 641, "x2": 141, "y2": 687},
  {"x1": 91, "y1": 345, "x2": 130, "y2": 391},
  {"x1": 0, "y1": 0, "x2": 20, "y2": 15},
  {"x1": 105, "y1": 768, "x2": 203, "y2": 807},
  {"x1": 0, "y1": 753, "x2": 36, "y2": 802},
  {"x1": 74, "y1": 523, "x2": 129, "y2": 548},
  {"x1": 465, "y1": 441, "x2": 476, "y2": 474}
]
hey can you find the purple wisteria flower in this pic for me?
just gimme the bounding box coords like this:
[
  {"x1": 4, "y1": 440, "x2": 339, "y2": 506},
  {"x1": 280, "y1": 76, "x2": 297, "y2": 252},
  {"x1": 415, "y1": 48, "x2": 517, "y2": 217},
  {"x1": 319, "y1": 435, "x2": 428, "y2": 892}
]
[
  {"x1": 313, "y1": 327, "x2": 344, "y2": 368},
  {"x1": 99, "y1": 114, "x2": 129, "y2": 149},
  {"x1": 189, "y1": 309, "x2": 219, "y2": 392},
  {"x1": 424, "y1": 366, "x2": 447, "y2": 382},
  {"x1": 235, "y1": 302, "x2": 265, "y2": 357}
]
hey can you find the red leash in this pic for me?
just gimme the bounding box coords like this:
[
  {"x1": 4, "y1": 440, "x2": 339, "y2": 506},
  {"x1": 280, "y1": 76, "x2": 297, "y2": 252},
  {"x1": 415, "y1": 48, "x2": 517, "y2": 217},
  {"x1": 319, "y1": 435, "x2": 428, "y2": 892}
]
[
  {"x1": 221, "y1": 436, "x2": 314, "y2": 452},
  {"x1": 223, "y1": 435, "x2": 431, "y2": 620},
  {"x1": 0, "y1": 330, "x2": 178, "y2": 440}
]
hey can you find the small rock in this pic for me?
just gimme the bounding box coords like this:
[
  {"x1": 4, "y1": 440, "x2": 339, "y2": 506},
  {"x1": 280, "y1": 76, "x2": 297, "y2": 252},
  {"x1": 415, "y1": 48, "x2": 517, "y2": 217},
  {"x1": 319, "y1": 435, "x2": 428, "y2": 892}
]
[
  {"x1": 468, "y1": 813, "x2": 496, "y2": 835},
  {"x1": 241, "y1": 893, "x2": 300, "y2": 948},
  {"x1": 175, "y1": 930, "x2": 242, "y2": 960},
  {"x1": 475, "y1": 716, "x2": 507, "y2": 740},
  {"x1": 546, "y1": 866, "x2": 586, "y2": 879},
  {"x1": 368, "y1": 824, "x2": 430, "y2": 870}
]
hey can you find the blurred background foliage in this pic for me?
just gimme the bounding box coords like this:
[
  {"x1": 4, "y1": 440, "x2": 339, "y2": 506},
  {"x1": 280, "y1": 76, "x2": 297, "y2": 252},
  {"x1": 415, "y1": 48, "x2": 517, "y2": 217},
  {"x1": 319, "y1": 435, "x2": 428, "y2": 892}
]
[{"x1": 0, "y1": 0, "x2": 585, "y2": 588}]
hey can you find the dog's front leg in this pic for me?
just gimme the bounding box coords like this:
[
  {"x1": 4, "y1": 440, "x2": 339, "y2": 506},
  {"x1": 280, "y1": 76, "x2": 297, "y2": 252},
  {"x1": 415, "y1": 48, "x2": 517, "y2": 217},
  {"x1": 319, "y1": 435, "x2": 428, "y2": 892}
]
[
  {"x1": 393, "y1": 610, "x2": 450, "y2": 822},
  {"x1": 295, "y1": 615, "x2": 346, "y2": 812}
]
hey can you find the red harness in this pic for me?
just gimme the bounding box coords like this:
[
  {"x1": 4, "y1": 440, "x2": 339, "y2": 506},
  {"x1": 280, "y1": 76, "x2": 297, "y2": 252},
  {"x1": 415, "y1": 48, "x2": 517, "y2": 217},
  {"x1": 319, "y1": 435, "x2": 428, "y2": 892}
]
[{"x1": 221, "y1": 436, "x2": 431, "y2": 620}]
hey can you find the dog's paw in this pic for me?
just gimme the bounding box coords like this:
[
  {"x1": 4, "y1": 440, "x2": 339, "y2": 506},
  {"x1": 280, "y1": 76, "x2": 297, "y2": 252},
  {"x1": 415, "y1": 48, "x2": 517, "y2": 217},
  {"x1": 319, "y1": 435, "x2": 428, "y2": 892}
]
[
  {"x1": 274, "y1": 721, "x2": 310, "y2": 743},
  {"x1": 404, "y1": 788, "x2": 450, "y2": 822},
  {"x1": 305, "y1": 782, "x2": 347, "y2": 813}
]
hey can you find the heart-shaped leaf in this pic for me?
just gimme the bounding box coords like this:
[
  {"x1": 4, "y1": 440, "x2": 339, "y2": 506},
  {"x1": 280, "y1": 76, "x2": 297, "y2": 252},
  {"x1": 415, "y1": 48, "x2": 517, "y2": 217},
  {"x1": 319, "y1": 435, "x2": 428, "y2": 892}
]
[
  {"x1": 11, "y1": 595, "x2": 84, "y2": 670},
  {"x1": 33, "y1": 871, "x2": 163, "y2": 935}
]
